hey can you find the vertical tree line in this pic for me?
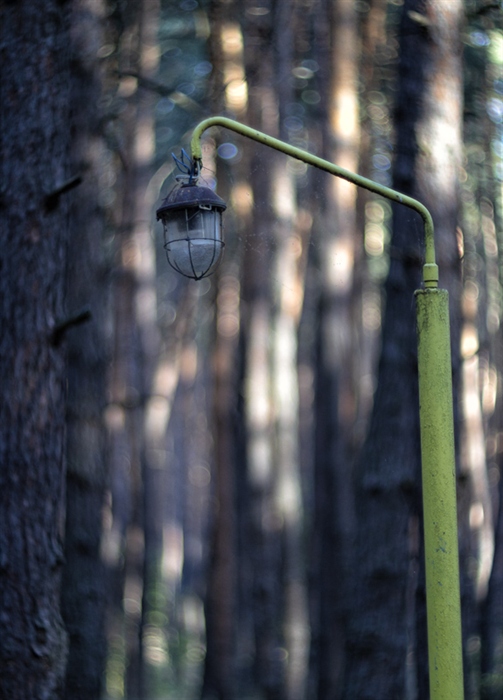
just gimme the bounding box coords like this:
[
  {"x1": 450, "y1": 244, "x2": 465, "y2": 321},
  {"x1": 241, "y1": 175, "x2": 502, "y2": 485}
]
[
  {"x1": 1, "y1": 0, "x2": 502, "y2": 699},
  {"x1": 1, "y1": 2, "x2": 72, "y2": 697}
]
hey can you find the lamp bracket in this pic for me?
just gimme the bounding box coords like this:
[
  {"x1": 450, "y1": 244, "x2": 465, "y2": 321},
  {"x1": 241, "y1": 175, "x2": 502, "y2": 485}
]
[{"x1": 172, "y1": 148, "x2": 199, "y2": 184}]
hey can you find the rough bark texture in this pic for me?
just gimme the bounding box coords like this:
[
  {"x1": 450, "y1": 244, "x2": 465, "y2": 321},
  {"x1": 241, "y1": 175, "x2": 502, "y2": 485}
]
[
  {"x1": 60, "y1": 2, "x2": 108, "y2": 698},
  {"x1": 0, "y1": 3, "x2": 71, "y2": 697}
]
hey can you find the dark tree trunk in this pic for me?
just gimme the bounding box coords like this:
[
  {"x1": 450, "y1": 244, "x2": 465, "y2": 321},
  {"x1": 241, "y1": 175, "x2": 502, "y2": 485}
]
[
  {"x1": 308, "y1": 1, "x2": 360, "y2": 697},
  {"x1": 60, "y1": 2, "x2": 108, "y2": 698},
  {"x1": 240, "y1": 4, "x2": 286, "y2": 699},
  {"x1": 201, "y1": 273, "x2": 239, "y2": 700},
  {"x1": 0, "y1": 3, "x2": 71, "y2": 697},
  {"x1": 200, "y1": 6, "x2": 239, "y2": 699},
  {"x1": 343, "y1": 1, "x2": 463, "y2": 698},
  {"x1": 101, "y1": 2, "x2": 147, "y2": 696},
  {"x1": 480, "y1": 464, "x2": 503, "y2": 698}
]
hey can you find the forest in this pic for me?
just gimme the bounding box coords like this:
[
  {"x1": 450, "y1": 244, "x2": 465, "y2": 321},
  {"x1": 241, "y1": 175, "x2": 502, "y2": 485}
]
[{"x1": 1, "y1": 0, "x2": 503, "y2": 699}]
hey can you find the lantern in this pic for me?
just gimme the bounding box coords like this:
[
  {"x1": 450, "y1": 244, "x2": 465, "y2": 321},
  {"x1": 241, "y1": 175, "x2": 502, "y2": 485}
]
[{"x1": 156, "y1": 182, "x2": 227, "y2": 280}]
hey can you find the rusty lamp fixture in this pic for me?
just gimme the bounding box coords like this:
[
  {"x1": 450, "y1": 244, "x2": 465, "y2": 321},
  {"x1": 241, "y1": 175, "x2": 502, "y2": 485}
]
[
  {"x1": 157, "y1": 117, "x2": 464, "y2": 700},
  {"x1": 156, "y1": 151, "x2": 226, "y2": 280}
]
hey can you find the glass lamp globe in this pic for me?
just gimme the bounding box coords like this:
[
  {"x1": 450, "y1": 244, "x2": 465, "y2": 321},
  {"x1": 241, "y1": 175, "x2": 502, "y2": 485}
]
[{"x1": 156, "y1": 182, "x2": 227, "y2": 280}]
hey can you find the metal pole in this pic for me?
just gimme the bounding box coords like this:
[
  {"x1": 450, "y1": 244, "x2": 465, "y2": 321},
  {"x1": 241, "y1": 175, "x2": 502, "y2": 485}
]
[
  {"x1": 416, "y1": 288, "x2": 464, "y2": 699},
  {"x1": 188, "y1": 116, "x2": 464, "y2": 698}
]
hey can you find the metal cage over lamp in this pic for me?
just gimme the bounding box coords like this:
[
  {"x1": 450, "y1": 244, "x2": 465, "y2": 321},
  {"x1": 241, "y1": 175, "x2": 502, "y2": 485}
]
[{"x1": 156, "y1": 182, "x2": 227, "y2": 281}]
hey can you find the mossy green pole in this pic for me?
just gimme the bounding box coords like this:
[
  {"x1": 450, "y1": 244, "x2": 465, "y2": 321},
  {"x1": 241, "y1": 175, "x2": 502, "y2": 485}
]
[
  {"x1": 416, "y1": 288, "x2": 464, "y2": 699},
  {"x1": 189, "y1": 116, "x2": 464, "y2": 698}
]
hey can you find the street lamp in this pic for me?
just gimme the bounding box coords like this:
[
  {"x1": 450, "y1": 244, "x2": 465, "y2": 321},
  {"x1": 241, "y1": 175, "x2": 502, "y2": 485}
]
[
  {"x1": 158, "y1": 116, "x2": 464, "y2": 700},
  {"x1": 156, "y1": 178, "x2": 226, "y2": 281}
]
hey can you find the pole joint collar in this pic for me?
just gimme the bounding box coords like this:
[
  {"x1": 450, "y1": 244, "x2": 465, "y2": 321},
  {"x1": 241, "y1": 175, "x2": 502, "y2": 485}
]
[{"x1": 423, "y1": 263, "x2": 439, "y2": 288}]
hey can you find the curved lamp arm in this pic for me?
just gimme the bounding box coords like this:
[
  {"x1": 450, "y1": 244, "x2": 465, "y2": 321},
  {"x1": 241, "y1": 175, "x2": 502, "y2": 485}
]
[{"x1": 190, "y1": 115, "x2": 438, "y2": 288}]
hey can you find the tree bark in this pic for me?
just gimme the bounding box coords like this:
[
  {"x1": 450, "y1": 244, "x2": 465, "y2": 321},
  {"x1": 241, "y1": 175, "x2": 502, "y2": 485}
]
[
  {"x1": 60, "y1": 2, "x2": 108, "y2": 698},
  {"x1": 480, "y1": 454, "x2": 503, "y2": 699},
  {"x1": 0, "y1": 3, "x2": 71, "y2": 697},
  {"x1": 240, "y1": 3, "x2": 286, "y2": 699},
  {"x1": 202, "y1": 272, "x2": 240, "y2": 700},
  {"x1": 342, "y1": 1, "x2": 463, "y2": 697},
  {"x1": 309, "y1": 1, "x2": 360, "y2": 697}
]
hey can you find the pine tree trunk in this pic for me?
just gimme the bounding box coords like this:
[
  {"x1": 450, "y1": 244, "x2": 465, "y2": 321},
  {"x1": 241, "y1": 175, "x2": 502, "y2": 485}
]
[
  {"x1": 200, "y1": 6, "x2": 240, "y2": 699},
  {"x1": 241, "y1": 4, "x2": 286, "y2": 699},
  {"x1": 481, "y1": 466, "x2": 503, "y2": 698},
  {"x1": 343, "y1": 1, "x2": 463, "y2": 697},
  {"x1": 0, "y1": 3, "x2": 71, "y2": 697},
  {"x1": 60, "y1": 2, "x2": 109, "y2": 698},
  {"x1": 309, "y1": 0, "x2": 360, "y2": 696},
  {"x1": 202, "y1": 273, "x2": 239, "y2": 700},
  {"x1": 101, "y1": 1, "x2": 149, "y2": 695}
]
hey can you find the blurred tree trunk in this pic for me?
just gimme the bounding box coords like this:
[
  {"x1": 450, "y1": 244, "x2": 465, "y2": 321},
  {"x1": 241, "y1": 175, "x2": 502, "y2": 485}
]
[
  {"x1": 239, "y1": 1, "x2": 312, "y2": 697},
  {"x1": 342, "y1": 1, "x2": 463, "y2": 698},
  {"x1": 271, "y1": 2, "x2": 310, "y2": 699},
  {"x1": 102, "y1": 1, "x2": 145, "y2": 696},
  {"x1": 240, "y1": 4, "x2": 286, "y2": 700},
  {"x1": 463, "y1": 20, "x2": 503, "y2": 697},
  {"x1": 202, "y1": 270, "x2": 240, "y2": 700},
  {"x1": 481, "y1": 465, "x2": 503, "y2": 698},
  {"x1": 308, "y1": 0, "x2": 359, "y2": 697},
  {"x1": 106, "y1": 0, "x2": 164, "y2": 695},
  {"x1": 131, "y1": 1, "x2": 163, "y2": 696},
  {"x1": 200, "y1": 5, "x2": 241, "y2": 699},
  {"x1": 61, "y1": 2, "x2": 108, "y2": 698},
  {"x1": 0, "y1": 2, "x2": 71, "y2": 697}
]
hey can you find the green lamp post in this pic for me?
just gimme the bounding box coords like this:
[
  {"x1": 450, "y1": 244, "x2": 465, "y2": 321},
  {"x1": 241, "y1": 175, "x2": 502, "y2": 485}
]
[{"x1": 156, "y1": 116, "x2": 464, "y2": 700}]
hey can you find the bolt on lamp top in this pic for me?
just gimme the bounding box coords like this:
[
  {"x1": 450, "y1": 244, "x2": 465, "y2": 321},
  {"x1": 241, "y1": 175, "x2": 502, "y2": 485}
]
[{"x1": 156, "y1": 180, "x2": 227, "y2": 281}]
